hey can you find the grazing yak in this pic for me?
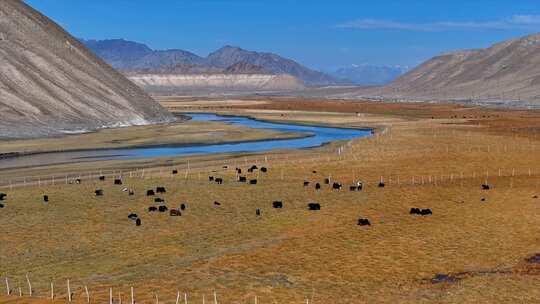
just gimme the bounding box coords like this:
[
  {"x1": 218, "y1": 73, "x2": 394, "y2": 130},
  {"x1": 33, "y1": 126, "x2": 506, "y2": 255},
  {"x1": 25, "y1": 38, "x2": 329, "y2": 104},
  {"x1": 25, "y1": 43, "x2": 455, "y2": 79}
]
[
  {"x1": 420, "y1": 209, "x2": 432, "y2": 215},
  {"x1": 249, "y1": 179, "x2": 258, "y2": 185},
  {"x1": 272, "y1": 201, "x2": 283, "y2": 208},
  {"x1": 238, "y1": 176, "x2": 247, "y2": 182},
  {"x1": 76, "y1": 178, "x2": 82, "y2": 184},
  {"x1": 158, "y1": 205, "x2": 168, "y2": 212},
  {"x1": 43, "y1": 195, "x2": 49, "y2": 202},
  {"x1": 156, "y1": 187, "x2": 166, "y2": 194},
  {"x1": 148, "y1": 206, "x2": 158, "y2": 212},
  {"x1": 209, "y1": 176, "x2": 215, "y2": 182},
  {"x1": 99, "y1": 176, "x2": 105, "y2": 181},
  {"x1": 215, "y1": 178, "x2": 223, "y2": 184},
  {"x1": 260, "y1": 167, "x2": 268, "y2": 173},
  {"x1": 304, "y1": 181, "x2": 310, "y2": 187},
  {"x1": 146, "y1": 189, "x2": 155, "y2": 196},
  {"x1": 350, "y1": 186, "x2": 361, "y2": 191},
  {"x1": 410, "y1": 208, "x2": 432, "y2": 216},
  {"x1": 180, "y1": 203, "x2": 186, "y2": 210},
  {"x1": 172, "y1": 170, "x2": 178, "y2": 175},
  {"x1": 214, "y1": 201, "x2": 221, "y2": 206},
  {"x1": 154, "y1": 198, "x2": 165, "y2": 203},
  {"x1": 170, "y1": 209, "x2": 182, "y2": 216},
  {"x1": 95, "y1": 189, "x2": 104, "y2": 196},
  {"x1": 315, "y1": 183, "x2": 321, "y2": 190},
  {"x1": 0, "y1": 193, "x2": 6, "y2": 200},
  {"x1": 128, "y1": 213, "x2": 138, "y2": 220},
  {"x1": 481, "y1": 184, "x2": 490, "y2": 190},
  {"x1": 0, "y1": 203, "x2": 4, "y2": 208},
  {"x1": 332, "y1": 182, "x2": 342, "y2": 190},
  {"x1": 114, "y1": 179, "x2": 122, "y2": 185},
  {"x1": 136, "y1": 218, "x2": 141, "y2": 226},
  {"x1": 236, "y1": 168, "x2": 242, "y2": 174},
  {"x1": 128, "y1": 190, "x2": 134, "y2": 196},
  {"x1": 357, "y1": 218, "x2": 371, "y2": 226},
  {"x1": 308, "y1": 203, "x2": 321, "y2": 210},
  {"x1": 378, "y1": 182, "x2": 385, "y2": 188},
  {"x1": 409, "y1": 208, "x2": 421, "y2": 215},
  {"x1": 250, "y1": 165, "x2": 258, "y2": 171},
  {"x1": 256, "y1": 208, "x2": 261, "y2": 216},
  {"x1": 324, "y1": 178, "x2": 330, "y2": 184}
]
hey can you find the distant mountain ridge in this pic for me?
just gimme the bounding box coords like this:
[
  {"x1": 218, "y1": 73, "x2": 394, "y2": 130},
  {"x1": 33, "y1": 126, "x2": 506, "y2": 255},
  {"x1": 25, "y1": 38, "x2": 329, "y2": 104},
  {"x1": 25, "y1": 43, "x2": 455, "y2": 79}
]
[
  {"x1": 362, "y1": 32, "x2": 540, "y2": 103},
  {"x1": 330, "y1": 64, "x2": 408, "y2": 86},
  {"x1": 82, "y1": 39, "x2": 338, "y2": 85}
]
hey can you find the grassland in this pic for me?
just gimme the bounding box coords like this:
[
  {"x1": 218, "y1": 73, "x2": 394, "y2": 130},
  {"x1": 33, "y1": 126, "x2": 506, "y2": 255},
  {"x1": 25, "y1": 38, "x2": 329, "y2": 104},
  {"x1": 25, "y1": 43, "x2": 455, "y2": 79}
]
[{"x1": 2, "y1": 98, "x2": 540, "y2": 303}]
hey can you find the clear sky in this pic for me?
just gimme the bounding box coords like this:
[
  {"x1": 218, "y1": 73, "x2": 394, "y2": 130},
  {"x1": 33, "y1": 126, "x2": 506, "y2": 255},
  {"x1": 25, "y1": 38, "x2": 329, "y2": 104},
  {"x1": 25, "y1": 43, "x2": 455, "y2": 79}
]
[{"x1": 24, "y1": 0, "x2": 540, "y2": 71}]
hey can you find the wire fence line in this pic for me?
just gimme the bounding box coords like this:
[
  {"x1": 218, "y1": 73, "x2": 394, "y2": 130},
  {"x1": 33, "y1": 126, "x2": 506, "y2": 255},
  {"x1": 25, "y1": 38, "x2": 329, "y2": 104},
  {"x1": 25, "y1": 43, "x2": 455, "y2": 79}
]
[{"x1": 2, "y1": 274, "x2": 293, "y2": 304}]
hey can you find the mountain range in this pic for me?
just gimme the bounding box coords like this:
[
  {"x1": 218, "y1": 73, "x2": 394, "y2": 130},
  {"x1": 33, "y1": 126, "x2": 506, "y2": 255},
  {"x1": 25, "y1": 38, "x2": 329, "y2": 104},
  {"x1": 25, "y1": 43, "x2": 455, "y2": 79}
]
[
  {"x1": 0, "y1": 0, "x2": 172, "y2": 139},
  {"x1": 361, "y1": 32, "x2": 540, "y2": 104},
  {"x1": 330, "y1": 64, "x2": 409, "y2": 86},
  {"x1": 82, "y1": 39, "x2": 338, "y2": 85}
]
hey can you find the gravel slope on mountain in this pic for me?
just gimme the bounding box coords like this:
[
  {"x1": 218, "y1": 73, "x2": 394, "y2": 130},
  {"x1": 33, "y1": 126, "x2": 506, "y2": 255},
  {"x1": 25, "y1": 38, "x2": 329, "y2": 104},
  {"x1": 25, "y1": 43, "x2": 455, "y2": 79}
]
[{"x1": 0, "y1": 1, "x2": 173, "y2": 139}]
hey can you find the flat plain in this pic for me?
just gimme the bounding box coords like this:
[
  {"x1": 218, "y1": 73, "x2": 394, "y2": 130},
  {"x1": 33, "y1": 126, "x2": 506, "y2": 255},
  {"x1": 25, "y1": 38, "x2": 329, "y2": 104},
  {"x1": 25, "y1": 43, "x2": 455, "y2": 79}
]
[{"x1": 2, "y1": 98, "x2": 540, "y2": 303}]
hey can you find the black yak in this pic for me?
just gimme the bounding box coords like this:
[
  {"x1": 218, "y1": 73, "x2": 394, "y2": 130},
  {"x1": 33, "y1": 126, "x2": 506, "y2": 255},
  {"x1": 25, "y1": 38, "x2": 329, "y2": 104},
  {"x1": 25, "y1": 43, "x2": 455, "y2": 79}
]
[
  {"x1": 256, "y1": 208, "x2": 261, "y2": 216},
  {"x1": 148, "y1": 206, "x2": 158, "y2": 212},
  {"x1": 146, "y1": 190, "x2": 155, "y2": 196},
  {"x1": 308, "y1": 203, "x2": 321, "y2": 210},
  {"x1": 114, "y1": 179, "x2": 122, "y2": 185},
  {"x1": 272, "y1": 201, "x2": 283, "y2": 208},
  {"x1": 215, "y1": 178, "x2": 223, "y2": 184},
  {"x1": 236, "y1": 168, "x2": 242, "y2": 174},
  {"x1": 481, "y1": 184, "x2": 490, "y2": 190},
  {"x1": 260, "y1": 167, "x2": 268, "y2": 173},
  {"x1": 156, "y1": 186, "x2": 166, "y2": 194},
  {"x1": 238, "y1": 176, "x2": 247, "y2": 182},
  {"x1": 158, "y1": 205, "x2": 168, "y2": 212},
  {"x1": 180, "y1": 203, "x2": 186, "y2": 210},
  {"x1": 409, "y1": 208, "x2": 421, "y2": 215},
  {"x1": 214, "y1": 201, "x2": 221, "y2": 206},
  {"x1": 249, "y1": 179, "x2": 258, "y2": 185},
  {"x1": 315, "y1": 183, "x2": 321, "y2": 190},
  {"x1": 209, "y1": 176, "x2": 215, "y2": 182},
  {"x1": 43, "y1": 195, "x2": 49, "y2": 202},
  {"x1": 136, "y1": 218, "x2": 141, "y2": 226},
  {"x1": 332, "y1": 182, "x2": 342, "y2": 190},
  {"x1": 420, "y1": 209, "x2": 432, "y2": 215},
  {"x1": 0, "y1": 203, "x2": 4, "y2": 208},
  {"x1": 378, "y1": 182, "x2": 385, "y2": 188},
  {"x1": 95, "y1": 189, "x2": 104, "y2": 196},
  {"x1": 154, "y1": 198, "x2": 165, "y2": 203},
  {"x1": 324, "y1": 178, "x2": 330, "y2": 184},
  {"x1": 357, "y1": 218, "x2": 371, "y2": 226},
  {"x1": 304, "y1": 181, "x2": 310, "y2": 187},
  {"x1": 99, "y1": 176, "x2": 105, "y2": 181},
  {"x1": 0, "y1": 193, "x2": 6, "y2": 200},
  {"x1": 128, "y1": 213, "x2": 138, "y2": 220},
  {"x1": 172, "y1": 170, "x2": 178, "y2": 175}
]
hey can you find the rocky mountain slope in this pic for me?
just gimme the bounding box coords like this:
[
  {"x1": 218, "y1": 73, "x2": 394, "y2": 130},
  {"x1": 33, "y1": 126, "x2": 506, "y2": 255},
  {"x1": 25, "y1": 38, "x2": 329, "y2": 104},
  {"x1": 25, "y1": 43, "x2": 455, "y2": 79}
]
[
  {"x1": 360, "y1": 32, "x2": 540, "y2": 104},
  {"x1": 0, "y1": 1, "x2": 173, "y2": 139},
  {"x1": 83, "y1": 39, "x2": 338, "y2": 85}
]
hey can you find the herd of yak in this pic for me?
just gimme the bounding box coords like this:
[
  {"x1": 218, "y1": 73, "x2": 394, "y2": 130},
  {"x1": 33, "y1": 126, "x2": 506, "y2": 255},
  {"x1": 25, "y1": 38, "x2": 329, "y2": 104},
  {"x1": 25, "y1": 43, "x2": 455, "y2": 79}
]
[{"x1": 0, "y1": 165, "x2": 497, "y2": 228}]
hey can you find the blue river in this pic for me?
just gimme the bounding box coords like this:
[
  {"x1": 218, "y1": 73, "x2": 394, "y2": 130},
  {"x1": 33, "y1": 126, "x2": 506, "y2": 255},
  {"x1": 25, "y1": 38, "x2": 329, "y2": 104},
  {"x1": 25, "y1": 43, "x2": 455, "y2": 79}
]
[{"x1": 0, "y1": 113, "x2": 373, "y2": 169}]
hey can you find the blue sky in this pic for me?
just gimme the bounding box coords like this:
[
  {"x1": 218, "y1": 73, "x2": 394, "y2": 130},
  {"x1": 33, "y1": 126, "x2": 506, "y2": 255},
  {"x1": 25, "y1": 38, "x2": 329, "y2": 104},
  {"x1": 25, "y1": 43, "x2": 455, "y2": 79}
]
[{"x1": 25, "y1": 0, "x2": 540, "y2": 71}]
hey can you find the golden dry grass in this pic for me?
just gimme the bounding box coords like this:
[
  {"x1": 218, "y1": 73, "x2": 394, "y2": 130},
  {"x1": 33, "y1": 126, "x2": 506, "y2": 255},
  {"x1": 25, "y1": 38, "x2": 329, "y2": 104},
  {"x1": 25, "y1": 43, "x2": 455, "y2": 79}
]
[{"x1": 2, "y1": 99, "x2": 540, "y2": 303}]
